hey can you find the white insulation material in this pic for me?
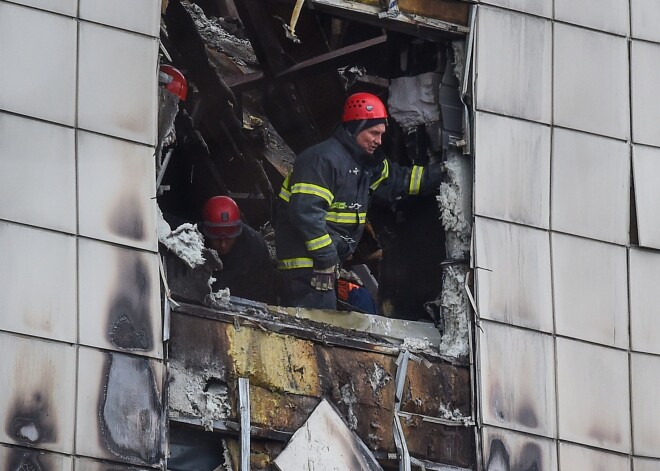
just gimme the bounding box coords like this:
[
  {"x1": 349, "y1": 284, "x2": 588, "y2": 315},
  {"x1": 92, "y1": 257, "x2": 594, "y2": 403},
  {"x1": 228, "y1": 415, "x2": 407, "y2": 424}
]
[
  {"x1": 339, "y1": 382, "x2": 359, "y2": 430},
  {"x1": 439, "y1": 403, "x2": 474, "y2": 426},
  {"x1": 439, "y1": 265, "x2": 470, "y2": 358},
  {"x1": 401, "y1": 337, "x2": 432, "y2": 352},
  {"x1": 452, "y1": 40, "x2": 466, "y2": 84},
  {"x1": 157, "y1": 207, "x2": 206, "y2": 268},
  {"x1": 438, "y1": 149, "x2": 473, "y2": 260},
  {"x1": 388, "y1": 72, "x2": 441, "y2": 130},
  {"x1": 206, "y1": 286, "x2": 231, "y2": 309},
  {"x1": 168, "y1": 362, "x2": 231, "y2": 431}
]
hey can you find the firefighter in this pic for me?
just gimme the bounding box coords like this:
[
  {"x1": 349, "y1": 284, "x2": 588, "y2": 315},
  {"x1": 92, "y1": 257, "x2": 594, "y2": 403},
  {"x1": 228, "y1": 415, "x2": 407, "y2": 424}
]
[
  {"x1": 275, "y1": 92, "x2": 444, "y2": 310},
  {"x1": 201, "y1": 196, "x2": 280, "y2": 304}
]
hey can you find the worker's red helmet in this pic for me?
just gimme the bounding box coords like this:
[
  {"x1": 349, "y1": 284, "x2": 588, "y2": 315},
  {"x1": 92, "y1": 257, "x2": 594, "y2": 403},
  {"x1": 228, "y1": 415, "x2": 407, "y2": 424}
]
[
  {"x1": 159, "y1": 64, "x2": 188, "y2": 101},
  {"x1": 202, "y1": 196, "x2": 242, "y2": 239},
  {"x1": 342, "y1": 93, "x2": 388, "y2": 122}
]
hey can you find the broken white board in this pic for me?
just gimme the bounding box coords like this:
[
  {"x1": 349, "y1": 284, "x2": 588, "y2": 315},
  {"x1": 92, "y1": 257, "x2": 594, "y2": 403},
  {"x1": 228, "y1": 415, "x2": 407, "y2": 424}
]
[
  {"x1": 274, "y1": 399, "x2": 383, "y2": 471},
  {"x1": 388, "y1": 73, "x2": 440, "y2": 130}
]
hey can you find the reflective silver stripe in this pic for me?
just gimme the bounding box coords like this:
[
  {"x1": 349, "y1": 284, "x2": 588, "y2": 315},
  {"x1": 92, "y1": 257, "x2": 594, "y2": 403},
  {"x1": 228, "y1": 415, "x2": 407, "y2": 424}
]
[
  {"x1": 325, "y1": 212, "x2": 367, "y2": 224},
  {"x1": 370, "y1": 159, "x2": 390, "y2": 191},
  {"x1": 305, "y1": 234, "x2": 332, "y2": 251},
  {"x1": 290, "y1": 183, "x2": 334, "y2": 205},
  {"x1": 277, "y1": 257, "x2": 314, "y2": 270},
  {"x1": 409, "y1": 165, "x2": 424, "y2": 195}
]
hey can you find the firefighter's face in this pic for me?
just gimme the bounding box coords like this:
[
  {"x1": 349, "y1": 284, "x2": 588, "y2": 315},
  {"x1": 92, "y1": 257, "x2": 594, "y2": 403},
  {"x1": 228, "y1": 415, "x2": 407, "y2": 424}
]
[
  {"x1": 209, "y1": 237, "x2": 237, "y2": 255},
  {"x1": 356, "y1": 124, "x2": 386, "y2": 155}
]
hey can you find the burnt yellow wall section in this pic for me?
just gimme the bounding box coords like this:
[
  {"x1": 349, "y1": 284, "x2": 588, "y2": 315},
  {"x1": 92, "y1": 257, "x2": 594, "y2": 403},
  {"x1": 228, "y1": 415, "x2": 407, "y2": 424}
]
[{"x1": 227, "y1": 324, "x2": 321, "y2": 396}]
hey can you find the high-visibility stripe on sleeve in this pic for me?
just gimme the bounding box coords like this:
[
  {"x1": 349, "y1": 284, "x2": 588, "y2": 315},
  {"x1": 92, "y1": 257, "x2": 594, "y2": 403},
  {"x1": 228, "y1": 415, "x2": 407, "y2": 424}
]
[
  {"x1": 277, "y1": 257, "x2": 314, "y2": 270},
  {"x1": 325, "y1": 212, "x2": 367, "y2": 225},
  {"x1": 279, "y1": 187, "x2": 291, "y2": 202},
  {"x1": 408, "y1": 165, "x2": 424, "y2": 195},
  {"x1": 305, "y1": 234, "x2": 332, "y2": 251},
  {"x1": 279, "y1": 174, "x2": 291, "y2": 202},
  {"x1": 291, "y1": 183, "x2": 334, "y2": 206},
  {"x1": 370, "y1": 159, "x2": 390, "y2": 191}
]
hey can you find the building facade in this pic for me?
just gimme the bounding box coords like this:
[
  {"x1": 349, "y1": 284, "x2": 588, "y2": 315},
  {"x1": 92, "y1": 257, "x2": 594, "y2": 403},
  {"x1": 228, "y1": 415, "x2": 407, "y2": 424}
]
[
  {"x1": 0, "y1": 0, "x2": 164, "y2": 468},
  {"x1": 2, "y1": 0, "x2": 660, "y2": 470},
  {"x1": 473, "y1": 1, "x2": 660, "y2": 469}
]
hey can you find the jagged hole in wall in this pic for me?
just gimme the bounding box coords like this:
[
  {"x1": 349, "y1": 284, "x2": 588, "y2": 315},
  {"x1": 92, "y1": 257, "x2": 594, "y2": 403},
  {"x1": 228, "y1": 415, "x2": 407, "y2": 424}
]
[{"x1": 157, "y1": 0, "x2": 472, "y2": 326}]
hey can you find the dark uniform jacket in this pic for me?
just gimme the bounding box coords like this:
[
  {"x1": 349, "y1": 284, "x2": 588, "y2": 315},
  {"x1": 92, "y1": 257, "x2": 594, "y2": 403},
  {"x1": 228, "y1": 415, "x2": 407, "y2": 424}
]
[
  {"x1": 212, "y1": 223, "x2": 279, "y2": 304},
  {"x1": 275, "y1": 125, "x2": 443, "y2": 274}
]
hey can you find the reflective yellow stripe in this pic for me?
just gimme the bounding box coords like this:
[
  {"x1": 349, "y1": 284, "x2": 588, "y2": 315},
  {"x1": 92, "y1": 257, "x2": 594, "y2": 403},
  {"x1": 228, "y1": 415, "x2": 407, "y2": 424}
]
[
  {"x1": 370, "y1": 159, "x2": 390, "y2": 191},
  {"x1": 277, "y1": 257, "x2": 314, "y2": 270},
  {"x1": 279, "y1": 174, "x2": 291, "y2": 202},
  {"x1": 305, "y1": 234, "x2": 332, "y2": 251},
  {"x1": 325, "y1": 212, "x2": 367, "y2": 224},
  {"x1": 279, "y1": 187, "x2": 291, "y2": 202},
  {"x1": 291, "y1": 183, "x2": 334, "y2": 205},
  {"x1": 408, "y1": 165, "x2": 424, "y2": 195}
]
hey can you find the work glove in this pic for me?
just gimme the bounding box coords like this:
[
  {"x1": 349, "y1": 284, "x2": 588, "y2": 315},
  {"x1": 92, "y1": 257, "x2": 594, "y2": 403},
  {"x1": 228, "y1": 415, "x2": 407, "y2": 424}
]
[
  {"x1": 426, "y1": 162, "x2": 445, "y2": 192},
  {"x1": 310, "y1": 266, "x2": 336, "y2": 291}
]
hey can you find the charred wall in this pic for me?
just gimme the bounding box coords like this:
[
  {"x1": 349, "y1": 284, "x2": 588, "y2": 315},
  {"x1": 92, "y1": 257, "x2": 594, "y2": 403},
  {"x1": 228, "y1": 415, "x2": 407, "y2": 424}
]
[{"x1": 167, "y1": 307, "x2": 475, "y2": 469}]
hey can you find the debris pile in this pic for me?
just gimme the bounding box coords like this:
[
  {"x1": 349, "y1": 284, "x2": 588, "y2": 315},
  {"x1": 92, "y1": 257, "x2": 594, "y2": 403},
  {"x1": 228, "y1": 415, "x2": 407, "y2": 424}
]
[{"x1": 157, "y1": 208, "x2": 206, "y2": 269}]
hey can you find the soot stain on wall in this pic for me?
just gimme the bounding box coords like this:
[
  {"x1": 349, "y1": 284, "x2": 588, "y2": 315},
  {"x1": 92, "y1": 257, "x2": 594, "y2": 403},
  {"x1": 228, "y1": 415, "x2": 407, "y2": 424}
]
[
  {"x1": 516, "y1": 402, "x2": 539, "y2": 429},
  {"x1": 6, "y1": 391, "x2": 57, "y2": 447},
  {"x1": 486, "y1": 438, "x2": 542, "y2": 471},
  {"x1": 98, "y1": 353, "x2": 162, "y2": 465},
  {"x1": 106, "y1": 254, "x2": 153, "y2": 351},
  {"x1": 7, "y1": 448, "x2": 46, "y2": 470},
  {"x1": 110, "y1": 193, "x2": 145, "y2": 241}
]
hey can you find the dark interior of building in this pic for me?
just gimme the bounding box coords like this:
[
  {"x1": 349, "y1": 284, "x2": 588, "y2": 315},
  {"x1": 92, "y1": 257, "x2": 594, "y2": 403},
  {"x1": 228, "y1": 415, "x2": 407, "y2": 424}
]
[{"x1": 157, "y1": 0, "x2": 468, "y2": 321}]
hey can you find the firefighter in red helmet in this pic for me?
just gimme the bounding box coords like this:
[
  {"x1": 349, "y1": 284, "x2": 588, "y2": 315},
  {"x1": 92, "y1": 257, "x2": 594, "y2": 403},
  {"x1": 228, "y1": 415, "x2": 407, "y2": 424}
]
[
  {"x1": 202, "y1": 196, "x2": 279, "y2": 304},
  {"x1": 159, "y1": 64, "x2": 188, "y2": 101},
  {"x1": 275, "y1": 92, "x2": 445, "y2": 310}
]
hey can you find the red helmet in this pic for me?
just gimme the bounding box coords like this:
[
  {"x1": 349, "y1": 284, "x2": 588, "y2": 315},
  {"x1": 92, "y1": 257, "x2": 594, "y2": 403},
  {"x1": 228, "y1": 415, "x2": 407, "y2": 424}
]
[
  {"x1": 159, "y1": 64, "x2": 188, "y2": 101},
  {"x1": 342, "y1": 93, "x2": 388, "y2": 122},
  {"x1": 202, "y1": 196, "x2": 242, "y2": 239}
]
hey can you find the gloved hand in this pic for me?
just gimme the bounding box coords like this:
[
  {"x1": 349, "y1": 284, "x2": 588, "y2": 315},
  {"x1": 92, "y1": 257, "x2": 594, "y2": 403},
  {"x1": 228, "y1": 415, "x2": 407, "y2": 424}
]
[
  {"x1": 426, "y1": 162, "x2": 445, "y2": 191},
  {"x1": 310, "y1": 266, "x2": 336, "y2": 291}
]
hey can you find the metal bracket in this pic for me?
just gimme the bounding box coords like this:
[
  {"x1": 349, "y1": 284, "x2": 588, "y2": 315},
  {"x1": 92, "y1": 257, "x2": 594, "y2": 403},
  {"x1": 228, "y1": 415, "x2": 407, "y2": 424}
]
[
  {"x1": 393, "y1": 350, "x2": 411, "y2": 471},
  {"x1": 239, "y1": 377, "x2": 251, "y2": 471}
]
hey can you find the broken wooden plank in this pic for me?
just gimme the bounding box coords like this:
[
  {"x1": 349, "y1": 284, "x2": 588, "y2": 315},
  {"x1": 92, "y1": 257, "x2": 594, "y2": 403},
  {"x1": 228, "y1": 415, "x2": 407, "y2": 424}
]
[
  {"x1": 170, "y1": 301, "x2": 403, "y2": 355},
  {"x1": 224, "y1": 71, "x2": 265, "y2": 92},
  {"x1": 398, "y1": 0, "x2": 470, "y2": 25},
  {"x1": 309, "y1": 0, "x2": 469, "y2": 40},
  {"x1": 163, "y1": 0, "x2": 276, "y2": 203},
  {"x1": 275, "y1": 35, "x2": 388, "y2": 81},
  {"x1": 273, "y1": 304, "x2": 445, "y2": 353}
]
